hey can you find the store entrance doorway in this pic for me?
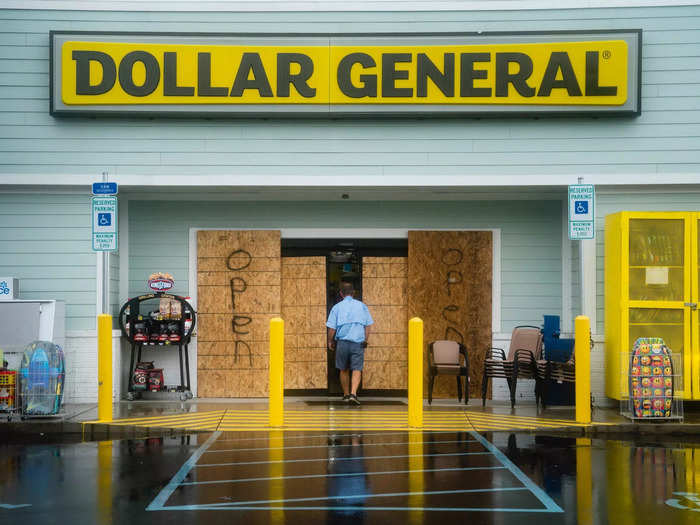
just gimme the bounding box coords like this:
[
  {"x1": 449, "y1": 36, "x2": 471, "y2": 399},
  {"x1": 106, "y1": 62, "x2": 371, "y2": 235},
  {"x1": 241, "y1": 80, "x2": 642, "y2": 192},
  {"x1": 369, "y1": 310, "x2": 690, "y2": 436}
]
[{"x1": 282, "y1": 238, "x2": 408, "y2": 395}]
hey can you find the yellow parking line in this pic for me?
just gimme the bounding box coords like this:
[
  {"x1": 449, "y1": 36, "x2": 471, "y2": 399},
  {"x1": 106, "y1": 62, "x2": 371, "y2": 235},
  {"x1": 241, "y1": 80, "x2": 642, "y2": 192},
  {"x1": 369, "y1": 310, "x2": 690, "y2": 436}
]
[{"x1": 86, "y1": 407, "x2": 603, "y2": 432}]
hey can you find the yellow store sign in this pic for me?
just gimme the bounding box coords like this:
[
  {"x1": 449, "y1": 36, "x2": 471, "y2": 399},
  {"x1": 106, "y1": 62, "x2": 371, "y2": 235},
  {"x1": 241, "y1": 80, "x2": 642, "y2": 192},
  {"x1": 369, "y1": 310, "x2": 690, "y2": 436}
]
[{"x1": 50, "y1": 31, "x2": 641, "y2": 117}]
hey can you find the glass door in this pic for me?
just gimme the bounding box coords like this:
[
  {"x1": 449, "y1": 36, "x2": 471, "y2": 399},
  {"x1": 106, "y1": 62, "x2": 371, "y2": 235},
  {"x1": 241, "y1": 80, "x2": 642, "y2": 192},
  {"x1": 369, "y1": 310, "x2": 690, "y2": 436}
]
[{"x1": 626, "y1": 215, "x2": 692, "y2": 399}]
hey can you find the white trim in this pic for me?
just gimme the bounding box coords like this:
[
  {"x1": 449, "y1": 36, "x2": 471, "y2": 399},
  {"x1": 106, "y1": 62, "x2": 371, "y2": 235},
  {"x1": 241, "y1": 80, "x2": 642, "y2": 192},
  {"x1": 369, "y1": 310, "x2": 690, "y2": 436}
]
[
  {"x1": 4, "y1": 173, "x2": 700, "y2": 188},
  {"x1": 188, "y1": 227, "x2": 502, "y2": 333},
  {"x1": 4, "y1": 0, "x2": 697, "y2": 11},
  {"x1": 561, "y1": 199, "x2": 572, "y2": 333},
  {"x1": 96, "y1": 251, "x2": 104, "y2": 318},
  {"x1": 118, "y1": 195, "x2": 130, "y2": 306},
  {"x1": 66, "y1": 329, "x2": 122, "y2": 337},
  {"x1": 580, "y1": 237, "x2": 597, "y2": 333}
]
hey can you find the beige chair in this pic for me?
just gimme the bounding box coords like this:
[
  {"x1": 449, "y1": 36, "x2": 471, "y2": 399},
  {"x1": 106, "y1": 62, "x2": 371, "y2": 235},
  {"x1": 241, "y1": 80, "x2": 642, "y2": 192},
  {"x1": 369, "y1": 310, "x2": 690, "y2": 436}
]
[
  {"x1": 428, "y1": 340, "x2": 469, "y2": 405},
  {"x1": 481, "y1": 326, "x2": 544, "y2": 408}
]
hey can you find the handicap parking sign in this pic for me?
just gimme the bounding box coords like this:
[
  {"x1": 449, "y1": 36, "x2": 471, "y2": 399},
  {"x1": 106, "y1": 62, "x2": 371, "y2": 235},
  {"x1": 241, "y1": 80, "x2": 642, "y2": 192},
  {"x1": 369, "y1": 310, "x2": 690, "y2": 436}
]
[
  {"x1": 98, "y1": 213, "x2": 111, "y2": 226},
  {"x1": 574, "y1": 201, "x2": 588, "y2": 215},
  {"x1": 92, "y1": 196, "x2": 117, "y2": 251}
]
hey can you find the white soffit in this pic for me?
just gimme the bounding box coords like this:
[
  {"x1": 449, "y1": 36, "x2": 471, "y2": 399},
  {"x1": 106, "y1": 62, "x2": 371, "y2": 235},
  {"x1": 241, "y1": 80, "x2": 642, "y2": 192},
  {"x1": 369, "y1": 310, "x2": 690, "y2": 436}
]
[{"x1": 3, "y1": 0, "x2": 698, "y2": 11}]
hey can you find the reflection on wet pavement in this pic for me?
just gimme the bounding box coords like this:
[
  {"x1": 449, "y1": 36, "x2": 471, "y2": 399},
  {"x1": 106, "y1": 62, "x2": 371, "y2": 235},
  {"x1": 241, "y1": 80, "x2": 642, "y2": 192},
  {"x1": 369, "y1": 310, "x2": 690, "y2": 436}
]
[{"x1": 1, "y1": 431, "x2": 700, "y2": 524}]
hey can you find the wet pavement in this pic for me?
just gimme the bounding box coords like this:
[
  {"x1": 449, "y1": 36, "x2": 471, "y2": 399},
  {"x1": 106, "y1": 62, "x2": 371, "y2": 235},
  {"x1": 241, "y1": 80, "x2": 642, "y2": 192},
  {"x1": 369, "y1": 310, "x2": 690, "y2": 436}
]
[{"x1": 3, "y1": 430, "x2": 700, "y2": 524}]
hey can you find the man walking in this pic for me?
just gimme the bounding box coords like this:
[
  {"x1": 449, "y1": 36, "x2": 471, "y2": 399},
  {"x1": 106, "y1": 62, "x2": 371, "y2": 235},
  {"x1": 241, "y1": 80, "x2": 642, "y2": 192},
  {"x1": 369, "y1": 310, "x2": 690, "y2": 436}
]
[{"x1": 326, "y1": 282, "x2": 373, "y2": 405}]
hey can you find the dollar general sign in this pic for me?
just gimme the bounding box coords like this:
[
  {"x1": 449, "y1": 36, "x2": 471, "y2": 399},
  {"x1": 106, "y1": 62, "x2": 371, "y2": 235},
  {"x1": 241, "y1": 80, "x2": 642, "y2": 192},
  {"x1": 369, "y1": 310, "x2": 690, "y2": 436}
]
[{"x1": 50, "y1": 31, "x2": 641, "y2": 117}]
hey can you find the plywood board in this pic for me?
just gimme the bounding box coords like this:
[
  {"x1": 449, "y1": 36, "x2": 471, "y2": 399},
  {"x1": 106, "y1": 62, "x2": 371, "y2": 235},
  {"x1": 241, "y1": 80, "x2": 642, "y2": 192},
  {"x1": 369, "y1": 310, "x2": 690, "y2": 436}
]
[
  {"x1": 281, "y1": 257, "x2": 327, "y2": 390},
  {"x1": 408, "y1": 231, "x2": 492, "y2": 399},
  {"x1": 362, "y1": 257, "x2": 408, "y2": 390},
  {"x1": 196, "y1": 230, "x2": 281, "y2": 397}
]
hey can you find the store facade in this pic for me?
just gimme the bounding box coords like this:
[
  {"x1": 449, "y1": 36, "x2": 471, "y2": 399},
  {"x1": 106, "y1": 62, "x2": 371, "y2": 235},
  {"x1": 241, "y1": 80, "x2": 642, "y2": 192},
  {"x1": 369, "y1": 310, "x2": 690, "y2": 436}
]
[{"x1": 1, "y1": 1, "x2": 699, "y2": 405}]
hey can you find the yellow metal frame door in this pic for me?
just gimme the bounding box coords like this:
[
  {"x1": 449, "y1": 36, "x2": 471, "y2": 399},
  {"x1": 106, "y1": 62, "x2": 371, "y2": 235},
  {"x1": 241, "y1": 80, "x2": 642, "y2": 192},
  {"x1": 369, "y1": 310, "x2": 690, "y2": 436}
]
[
  {"x1": 625, "y1": 212, "x2": 693, "y2": 400},
  {"x1": 692, "y1": 214, "x2": 700, "y2": 400}
]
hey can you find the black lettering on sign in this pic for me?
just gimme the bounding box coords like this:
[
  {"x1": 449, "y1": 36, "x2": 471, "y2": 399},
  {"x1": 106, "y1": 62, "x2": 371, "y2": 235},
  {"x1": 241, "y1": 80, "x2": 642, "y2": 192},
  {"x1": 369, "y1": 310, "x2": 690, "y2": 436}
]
[
  {"x1": 460, "y1": 53, "x2": 491, "y2": 97},
  {"x1": 337, "y1": 53, "x2": 377, "y2": 98},
  {"x1": 441, "y1": 248, "x2": 463, "y2": 266},
  {"x1": 230, "y1": 277, "x2": 247, "y2": 310},
  {"x1": 227, "y1": 249, "x2": 252, "y2": 270},
  {"x1": 197, "y1": 52, "x2": 228, "y2": 96},
  {"x1": 277, "y1": 53, "x2": 316, "y2": 98},
  {"x1": 232, "y1": 315, "x2": 252, "y2": 335},
  {"x1": 441, "y1": 247, "x2": 466, "y2": 348},
  {"x1": 227, "y1": 248, "x2": 254, "y2": 369},
  {"x1": 234, "y1": 340, "x2": 253, "y2": 367},
  {"x1": 382, "y1": 53, "x2": 413, "y2": 97},
  {"x1": 445, "y1": 270, "x2": 463, "y2": 297},
  {"x1": 417, "y1": 53, "x2": 454, "y2": 98},
  {"x1": 163, "y1": 52, "x2": 194, "y2": 96},
  {"x1": 442, "y1": 304, "x2": 460, "y2": 324},
  {"x1": 495, "y1": 52, "x2": 535, "y2": 98},
  {"x1": 231, "y1": 53, "x2": 273, "y2": 97},
  {"x1": 73, "y1": 50, "x2": 116, "y2": 95},
  {"x1": 118, "y1": 51, "x2": 160, "y2": 97},
  {"x1": 444, "y1": 326, "x2": 465, "y2": 345},
  {"x1": 585, "y1": 51, "x2": 617, "y2": 96},
  {"x1": 538, "y1": 52, "x2": 582, "y2": 97}
]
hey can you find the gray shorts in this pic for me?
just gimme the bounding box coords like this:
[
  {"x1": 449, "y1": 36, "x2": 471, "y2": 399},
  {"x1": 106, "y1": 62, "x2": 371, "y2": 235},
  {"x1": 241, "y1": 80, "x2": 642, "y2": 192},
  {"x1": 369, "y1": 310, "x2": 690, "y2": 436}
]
[{"x1": 335, "y1": 340, "x2": 364, "y2": 371}]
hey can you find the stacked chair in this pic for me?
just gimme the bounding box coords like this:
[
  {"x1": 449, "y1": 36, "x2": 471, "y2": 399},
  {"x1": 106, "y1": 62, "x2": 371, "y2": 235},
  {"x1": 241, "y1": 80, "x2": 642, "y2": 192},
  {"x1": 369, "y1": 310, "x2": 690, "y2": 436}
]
[{"x1": 481, "y1": 326, "x2": 544, "y2": 409}]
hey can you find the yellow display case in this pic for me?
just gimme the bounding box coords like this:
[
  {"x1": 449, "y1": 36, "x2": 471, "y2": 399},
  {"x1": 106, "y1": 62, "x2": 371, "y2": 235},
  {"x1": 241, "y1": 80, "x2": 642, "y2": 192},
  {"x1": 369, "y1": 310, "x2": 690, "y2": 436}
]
[{"x1": 605, "y1": 211, "x2": 700, "y2": 400}]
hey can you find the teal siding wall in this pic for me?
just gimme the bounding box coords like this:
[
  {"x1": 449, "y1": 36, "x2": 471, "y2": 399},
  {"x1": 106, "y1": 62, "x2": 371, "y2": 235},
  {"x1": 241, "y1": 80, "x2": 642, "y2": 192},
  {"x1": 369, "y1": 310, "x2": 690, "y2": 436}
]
[
  {"x1": 0, "y1": 193, "x2": 96, "y2": 330},
  {"x1": 129, "y1": 199, "x2": 563, "y2": 333},
  {"x1": 596, "y1": 190, "x2": 700, "y2": 335},
  {"x1": 1, "y1": 6, "x2": 700, "y2": 179}
]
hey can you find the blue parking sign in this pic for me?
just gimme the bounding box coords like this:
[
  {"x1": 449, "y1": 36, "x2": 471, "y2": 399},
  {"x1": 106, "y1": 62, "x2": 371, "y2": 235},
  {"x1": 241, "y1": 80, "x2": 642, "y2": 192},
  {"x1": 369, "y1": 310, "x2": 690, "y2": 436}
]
[
  {"x1": 98, "y1": 213, "x2": 111, "y2": 226},
  {"x1": 574, "y1": 201, "x2": 588, "y2": 215}
]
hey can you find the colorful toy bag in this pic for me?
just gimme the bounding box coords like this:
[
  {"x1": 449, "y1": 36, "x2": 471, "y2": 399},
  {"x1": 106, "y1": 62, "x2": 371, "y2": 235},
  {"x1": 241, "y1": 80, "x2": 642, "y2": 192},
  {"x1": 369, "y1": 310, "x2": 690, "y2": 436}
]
[
  {"x1": 629, "y1": 337, "x2": 673, "y2": 418},
  {"x1": 19, "y1": 341, "x2": 65, "y2": 416}
]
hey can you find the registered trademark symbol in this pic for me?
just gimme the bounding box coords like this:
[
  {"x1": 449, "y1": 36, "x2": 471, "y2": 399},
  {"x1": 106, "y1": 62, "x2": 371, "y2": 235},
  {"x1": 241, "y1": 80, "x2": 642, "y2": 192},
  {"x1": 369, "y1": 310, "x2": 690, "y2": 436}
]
[{"x1": 602, "y1": 50, "x2": 611, "y2": 59}]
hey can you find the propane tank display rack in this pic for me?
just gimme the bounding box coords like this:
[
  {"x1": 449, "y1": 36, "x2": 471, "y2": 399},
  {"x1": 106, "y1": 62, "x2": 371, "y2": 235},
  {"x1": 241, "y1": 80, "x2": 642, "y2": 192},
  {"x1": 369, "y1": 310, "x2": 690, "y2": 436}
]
[{"x1": 118, "y1": 292, "x2": 196, "y2": 402}]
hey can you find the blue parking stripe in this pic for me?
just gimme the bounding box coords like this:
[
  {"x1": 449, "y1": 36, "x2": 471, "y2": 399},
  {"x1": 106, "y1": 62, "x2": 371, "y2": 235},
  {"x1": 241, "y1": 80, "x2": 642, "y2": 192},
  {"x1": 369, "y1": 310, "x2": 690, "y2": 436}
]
[
  {"x1": 206, "y1": 438, "x2": 478, "y2": 453},
  {"x1": 195, "y1": 451, "x2": 491, "y2": 468},
  {"x1": 469, "y1": 431, "x2": 564, "y2": 513},
  {"x1": 180, "y1": 465, "x2": 506, "y2": 486},
  {"x1": 146, "y1": 431, "x2": 221, "y2": 512}
]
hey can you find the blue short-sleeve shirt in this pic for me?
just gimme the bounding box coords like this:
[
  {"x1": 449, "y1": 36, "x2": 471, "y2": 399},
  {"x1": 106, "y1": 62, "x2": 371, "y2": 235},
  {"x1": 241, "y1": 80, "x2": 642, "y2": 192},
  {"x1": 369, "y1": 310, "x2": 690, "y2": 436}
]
[{"x1": 326, "y1": 296, "x2": 374, "y2": 343}]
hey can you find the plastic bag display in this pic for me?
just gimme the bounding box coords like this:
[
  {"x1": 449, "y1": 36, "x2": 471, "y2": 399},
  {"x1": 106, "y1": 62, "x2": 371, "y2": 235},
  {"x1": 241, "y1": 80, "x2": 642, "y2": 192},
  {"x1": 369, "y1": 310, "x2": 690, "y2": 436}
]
[
  {"x1": 18, "y1": 341, "x2": 65, "y2": 416},
  {"x1": 629, "y1": 337, "x2": 673, "y2": 418}
]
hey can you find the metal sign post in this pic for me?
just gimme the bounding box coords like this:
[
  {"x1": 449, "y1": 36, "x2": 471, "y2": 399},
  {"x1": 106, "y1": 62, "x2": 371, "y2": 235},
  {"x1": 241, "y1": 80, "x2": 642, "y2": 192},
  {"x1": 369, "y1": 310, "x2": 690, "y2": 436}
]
[{"x1": 92, "y1": 174, "x2": 118, "y2": 315}]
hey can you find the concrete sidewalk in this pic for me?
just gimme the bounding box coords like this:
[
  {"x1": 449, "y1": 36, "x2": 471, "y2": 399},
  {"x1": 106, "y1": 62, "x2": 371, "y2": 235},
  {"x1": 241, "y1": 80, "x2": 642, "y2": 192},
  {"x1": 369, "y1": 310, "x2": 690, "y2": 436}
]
[{"x1": 5, "y1": 397, "x2": 700, "y2": 440}]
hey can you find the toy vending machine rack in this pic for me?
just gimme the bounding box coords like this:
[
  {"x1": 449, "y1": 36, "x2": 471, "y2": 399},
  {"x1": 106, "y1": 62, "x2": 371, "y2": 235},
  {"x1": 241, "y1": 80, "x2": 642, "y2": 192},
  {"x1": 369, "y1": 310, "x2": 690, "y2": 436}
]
[
  {"x1": 0, "y1": 345, "x2": 19, "y2": 421},
  {"x1": 118, "y1": 293, "x2": 196, "y2": 402},
  {"x1": 621, "y1": 337, "x2": 684, "y2": 421},
  {"x1": 0, "y1": 369, "x2": 17, "y2": 421}
]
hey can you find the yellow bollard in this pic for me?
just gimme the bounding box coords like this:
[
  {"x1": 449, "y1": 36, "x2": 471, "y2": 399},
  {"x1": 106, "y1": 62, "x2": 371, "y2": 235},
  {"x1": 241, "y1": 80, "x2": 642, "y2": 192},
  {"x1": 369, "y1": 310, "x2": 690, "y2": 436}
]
[
  {"x1": 97, "y1": 314, "x2": 112, "y2": 422},
  {"x1": 408, "y1": 317, "x2": 423, "y2": 428},
  {"x1": 575, "y1": 315, "x2": 591, "y2": 424},
  {"x1": 269, "y1": 317, "x2": 284, "y2": 427},
  {"x1": 576, "y1": 438, "x2": 593, "y2": 525}
]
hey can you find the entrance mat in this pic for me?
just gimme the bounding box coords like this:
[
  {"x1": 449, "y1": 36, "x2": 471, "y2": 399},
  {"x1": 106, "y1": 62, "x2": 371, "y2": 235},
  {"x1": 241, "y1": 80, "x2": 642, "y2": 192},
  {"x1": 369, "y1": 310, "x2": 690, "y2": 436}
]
[{"x1": 304, "y1": 400, "x2": 407, "y2": 406}]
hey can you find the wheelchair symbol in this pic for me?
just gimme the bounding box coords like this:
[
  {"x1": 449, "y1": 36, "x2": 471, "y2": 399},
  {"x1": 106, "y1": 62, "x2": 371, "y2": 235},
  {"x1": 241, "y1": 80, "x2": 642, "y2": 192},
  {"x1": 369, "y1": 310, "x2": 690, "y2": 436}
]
[
  {"x1": 574, "y1": 201, "x2": 588, "y2": 214},
  {"x1": 97, "y1": 213, "x2": 111, "y2": 226},
  {"x1": 666, "y1": 492, "x2": 700, "y2": 512}
]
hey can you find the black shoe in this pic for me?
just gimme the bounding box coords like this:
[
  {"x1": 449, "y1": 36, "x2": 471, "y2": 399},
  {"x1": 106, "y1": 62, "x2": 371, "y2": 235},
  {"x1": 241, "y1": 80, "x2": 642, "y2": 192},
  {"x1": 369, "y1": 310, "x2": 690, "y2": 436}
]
[
  {"x1": 349, "y1": 394, "x2": 360, "y2": 406},
  {"x1": 342, "y1": 395, "x2": 351, "y2": 402}
]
